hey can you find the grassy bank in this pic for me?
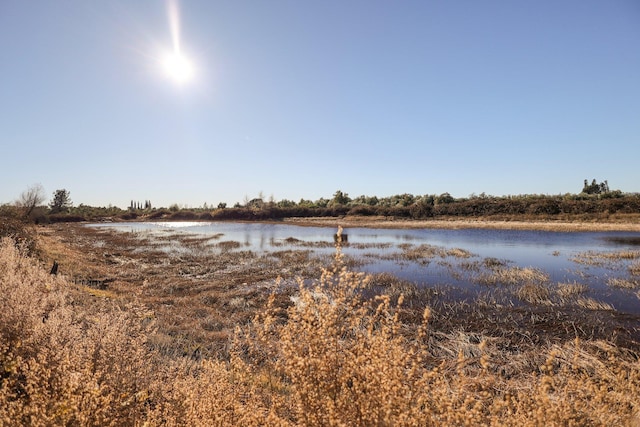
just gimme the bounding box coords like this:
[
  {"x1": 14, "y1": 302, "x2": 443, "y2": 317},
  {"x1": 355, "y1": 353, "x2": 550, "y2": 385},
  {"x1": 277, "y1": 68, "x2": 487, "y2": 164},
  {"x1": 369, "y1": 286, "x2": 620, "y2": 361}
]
[{"x1": 2, "y1": 223, "x2": 640, "y2": 425}]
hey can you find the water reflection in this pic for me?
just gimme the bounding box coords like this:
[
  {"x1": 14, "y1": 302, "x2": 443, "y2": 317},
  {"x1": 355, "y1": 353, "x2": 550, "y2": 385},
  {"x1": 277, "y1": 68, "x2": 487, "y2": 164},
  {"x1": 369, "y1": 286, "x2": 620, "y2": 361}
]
[{"x1": 87, "y1": 222, "x2": 640, "y2": 314}]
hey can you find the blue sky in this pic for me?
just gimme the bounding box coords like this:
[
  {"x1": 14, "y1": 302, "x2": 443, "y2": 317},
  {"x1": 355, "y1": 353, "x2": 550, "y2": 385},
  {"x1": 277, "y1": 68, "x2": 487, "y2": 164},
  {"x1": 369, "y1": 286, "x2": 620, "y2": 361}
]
[{"x1": 1, "y1": 1, "x2": 639, "y2": 209}]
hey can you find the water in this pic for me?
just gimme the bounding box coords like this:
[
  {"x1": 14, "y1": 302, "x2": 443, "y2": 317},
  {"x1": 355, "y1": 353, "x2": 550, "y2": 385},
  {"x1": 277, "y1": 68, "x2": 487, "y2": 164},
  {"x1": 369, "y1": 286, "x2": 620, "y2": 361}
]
[{"x1": 87, "y1": 221, "x2": 640, "y2": 313}]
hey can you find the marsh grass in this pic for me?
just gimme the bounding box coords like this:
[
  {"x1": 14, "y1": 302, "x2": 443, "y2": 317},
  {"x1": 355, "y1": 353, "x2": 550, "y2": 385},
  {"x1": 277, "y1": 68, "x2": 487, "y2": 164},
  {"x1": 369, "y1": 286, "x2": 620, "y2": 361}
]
[
  {"x1": 556, "y1": 282, "x2": 589, "y2": 301},
  {"x1": 571, "y1": 249, "x2": 640, "y2": 266},
  {"x1": 630, "y1": 261, "x2": 640, "y2": 276},
  {"x1": 475, "y1": 265, "x2": 549, "y2": 286},
  {"x1": 576, "y1": 297, "x2": 615, "y2": 311},
  {"x1": 607, "y1": 277, "x2": 640, "y2": 289},
  {"x1": 384, "y1": 244, "x2": 475, "y2": 269},
  {"x1": 514, "y1": 282, "x2": 553, "y2": 305}
]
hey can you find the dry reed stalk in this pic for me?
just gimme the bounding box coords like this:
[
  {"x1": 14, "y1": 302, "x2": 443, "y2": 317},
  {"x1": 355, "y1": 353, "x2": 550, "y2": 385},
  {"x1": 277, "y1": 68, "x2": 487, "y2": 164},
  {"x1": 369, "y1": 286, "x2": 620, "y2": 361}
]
[
  {"x1": 607, "y1": 277, "x2": 640, "y2": 289},
  {"x1": 476, "y1": 266, "x2": 549, "y2": 286},
  {"x1": 576, "y1": 297, "x2": 615, "y2": 311},
  {"x1": 630, "y1": 261, "x2": 640, "y2": 276},
  {"x1": 556, "y1": 282, "x2": 588, "y2": 299},
  {"x1": 514, "y1": 282, "x2": 553, "y2": 306}
]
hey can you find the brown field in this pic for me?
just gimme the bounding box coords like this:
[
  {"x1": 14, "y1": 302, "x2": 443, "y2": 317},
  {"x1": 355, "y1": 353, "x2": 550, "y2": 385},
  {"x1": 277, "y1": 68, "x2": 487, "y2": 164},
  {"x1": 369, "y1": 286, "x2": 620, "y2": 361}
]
[{"x1": 2, "y1": 220, "x2": 640, "y2": 426}]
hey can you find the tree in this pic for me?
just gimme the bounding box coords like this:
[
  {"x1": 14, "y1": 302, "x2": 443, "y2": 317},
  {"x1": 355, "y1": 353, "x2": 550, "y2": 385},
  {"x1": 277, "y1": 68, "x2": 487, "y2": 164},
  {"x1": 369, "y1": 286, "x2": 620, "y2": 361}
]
[
  {"x1": 330, "y1": 190, "x2": 351, "y2": 206},
  {"x1": 582, "y1": 178, "x2": 610, "y2": 195},
  {"x1": 435, "y1": 192, "x2": 455, "y2": 205},
  {"x1": 17, "y1": 184, "x2": 46, "y2": 218},
  {"x1": 49, "y1": 189, "x2": 73, "y2": 213}
]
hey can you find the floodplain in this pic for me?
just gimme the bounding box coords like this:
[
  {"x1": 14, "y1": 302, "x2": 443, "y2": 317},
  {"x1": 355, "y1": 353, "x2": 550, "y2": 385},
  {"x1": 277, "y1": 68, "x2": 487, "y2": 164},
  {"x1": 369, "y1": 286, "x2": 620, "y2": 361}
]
[{"x1": 3, "y1": 218, "x2": 640, "y2": 425}]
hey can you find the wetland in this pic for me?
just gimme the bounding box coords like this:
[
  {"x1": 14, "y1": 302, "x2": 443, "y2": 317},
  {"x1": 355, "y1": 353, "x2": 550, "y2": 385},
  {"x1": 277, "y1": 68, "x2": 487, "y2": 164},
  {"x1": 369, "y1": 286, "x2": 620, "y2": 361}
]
[
  {"x1": 6, "y1": 217, "x2": 640, "y2": 425},
  {"x1": 88, "y1": 221, "x2": 640, "y2": 314},
  {"x1": 36, "y1": 220, "x2": 640, "y2": 360}
]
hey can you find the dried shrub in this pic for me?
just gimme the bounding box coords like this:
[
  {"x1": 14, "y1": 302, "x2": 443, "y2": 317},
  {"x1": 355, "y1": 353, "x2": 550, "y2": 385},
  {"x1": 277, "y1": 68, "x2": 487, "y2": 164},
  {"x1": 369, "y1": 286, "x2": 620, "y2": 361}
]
[
  {"x1": 0, "y1": 217, "x2": 37, "y2": 255},
  {"x1": 0, "y1": 238, "x2": 157, "y2": 426}
]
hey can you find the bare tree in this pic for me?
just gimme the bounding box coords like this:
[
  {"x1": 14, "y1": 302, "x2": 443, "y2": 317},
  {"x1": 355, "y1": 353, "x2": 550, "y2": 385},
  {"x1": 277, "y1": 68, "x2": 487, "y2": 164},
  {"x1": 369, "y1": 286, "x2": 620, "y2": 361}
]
[{"x1": 17, "y1": 184, "x2": 46, "y2": 218}]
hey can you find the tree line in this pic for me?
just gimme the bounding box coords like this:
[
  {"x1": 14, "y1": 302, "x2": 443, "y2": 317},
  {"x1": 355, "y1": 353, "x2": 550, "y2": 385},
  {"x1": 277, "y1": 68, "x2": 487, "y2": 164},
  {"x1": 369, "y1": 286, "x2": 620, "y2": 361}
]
[{"x1": 4, "y1": 179, "x2": 638, "y2": 223}]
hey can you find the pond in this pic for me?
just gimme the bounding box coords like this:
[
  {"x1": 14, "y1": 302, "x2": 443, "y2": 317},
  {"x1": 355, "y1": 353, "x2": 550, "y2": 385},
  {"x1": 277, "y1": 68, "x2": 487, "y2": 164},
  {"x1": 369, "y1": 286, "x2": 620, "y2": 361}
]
[{"x1": 87, "y1": 221, "x2": 640, "y2": 314}]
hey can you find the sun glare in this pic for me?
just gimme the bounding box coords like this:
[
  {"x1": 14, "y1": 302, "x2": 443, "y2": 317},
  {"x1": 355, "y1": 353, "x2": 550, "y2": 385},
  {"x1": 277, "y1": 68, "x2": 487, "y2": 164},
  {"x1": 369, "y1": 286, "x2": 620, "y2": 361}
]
[
  {"x1": 162, "y1": 51, "x2": 195, "y2": 84},
  {"x1": 159, "y1": 0, "x2": 197, "y2": 86}
]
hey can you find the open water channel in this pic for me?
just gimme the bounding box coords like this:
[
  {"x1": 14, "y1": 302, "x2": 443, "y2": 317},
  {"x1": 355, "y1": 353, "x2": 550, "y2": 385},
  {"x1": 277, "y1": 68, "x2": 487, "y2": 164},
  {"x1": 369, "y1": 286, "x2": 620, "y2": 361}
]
[{"x1": 88, "y1": 221, "x2": 640, "y2": 314}]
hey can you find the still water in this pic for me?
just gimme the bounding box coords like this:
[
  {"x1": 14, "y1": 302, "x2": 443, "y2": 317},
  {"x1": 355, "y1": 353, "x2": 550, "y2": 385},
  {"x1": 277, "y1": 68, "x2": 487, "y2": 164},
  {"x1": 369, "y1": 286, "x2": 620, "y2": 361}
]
[{"x1": 88, "y1": 221, "x2": 640, "y2": 314}]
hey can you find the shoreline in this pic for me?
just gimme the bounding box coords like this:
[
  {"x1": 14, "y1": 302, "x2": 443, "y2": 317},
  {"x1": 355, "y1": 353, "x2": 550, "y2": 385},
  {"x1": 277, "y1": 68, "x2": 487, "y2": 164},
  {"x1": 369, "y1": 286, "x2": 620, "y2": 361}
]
[{"x1": 282, "y1": 216, "x2": 640, "y2": 232}]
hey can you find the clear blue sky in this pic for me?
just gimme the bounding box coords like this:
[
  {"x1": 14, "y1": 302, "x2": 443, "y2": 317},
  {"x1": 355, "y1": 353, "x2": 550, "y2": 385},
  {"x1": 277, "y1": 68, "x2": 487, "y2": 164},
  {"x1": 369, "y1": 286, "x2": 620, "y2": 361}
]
[{"x1": 1, "y1": 1, "x2": 639, "y2": 209}]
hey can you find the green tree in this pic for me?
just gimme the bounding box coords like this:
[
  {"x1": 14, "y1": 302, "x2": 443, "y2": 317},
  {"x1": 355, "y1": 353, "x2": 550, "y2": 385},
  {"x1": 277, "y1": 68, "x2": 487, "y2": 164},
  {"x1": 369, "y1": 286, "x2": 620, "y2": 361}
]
[
  {"x1": 49, "y1": 189, "x2": 73, "y2": 213},
  {"x1": 582, "y1": 178, "x2": 610, "y2": 195},
  {"x1": 330, "y1": 190, "x2": 351, "y2": 206},
  {"x1": 435, "y1": 192, "x2": 455, "y2": 205}
]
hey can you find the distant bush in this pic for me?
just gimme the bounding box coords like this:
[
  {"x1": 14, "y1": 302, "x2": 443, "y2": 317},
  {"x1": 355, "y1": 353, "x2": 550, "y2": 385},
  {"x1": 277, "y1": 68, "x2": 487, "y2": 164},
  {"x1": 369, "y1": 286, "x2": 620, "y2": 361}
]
[
  {"x1": 148, "y1": 209, "x2": 171, "y2": 219},
  {"x1": 47, "y1": 214, "x2": 86, "y2": 223},
  {"x1": 169, "y1": 210, "x2": 197, "y2": 220},
  {"x1": 347, "y1": 205, "x2": 376, "y2": 216},
  {"x1": 119, "y1": 212, "x2": 138, "y2": 220}
]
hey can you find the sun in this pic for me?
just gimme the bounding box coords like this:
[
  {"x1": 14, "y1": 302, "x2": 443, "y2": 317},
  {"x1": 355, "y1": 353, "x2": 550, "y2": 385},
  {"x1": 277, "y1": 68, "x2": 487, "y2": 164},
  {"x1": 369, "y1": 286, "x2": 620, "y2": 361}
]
[{"x1": 161, "y1": 51, "x2": 195, "y2": 84}]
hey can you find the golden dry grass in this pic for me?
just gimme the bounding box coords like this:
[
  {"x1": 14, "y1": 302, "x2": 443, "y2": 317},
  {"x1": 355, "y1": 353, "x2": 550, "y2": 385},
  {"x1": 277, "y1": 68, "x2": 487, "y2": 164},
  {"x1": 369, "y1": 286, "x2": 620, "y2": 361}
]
[
  {"x1": 475, "y1": 265, "x2": 549, "y2": 286},
  {"x1": 576, "y1": 297, "x2": 615, "y2": 311},
  {"x1": 514, "y1": 282, "x2": 553, "y2": 305},
  {"x1": 556, "y1": 281, "x2": 589, "y2": 301},
  {"x1": 608, "y1": 277, "x2": 640, "y2": 290}
]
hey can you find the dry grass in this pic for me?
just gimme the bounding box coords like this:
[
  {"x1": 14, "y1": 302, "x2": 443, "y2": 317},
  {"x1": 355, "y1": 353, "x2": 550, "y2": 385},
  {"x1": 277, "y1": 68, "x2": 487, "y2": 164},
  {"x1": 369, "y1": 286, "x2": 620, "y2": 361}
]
[
  {"x1": 475, "y1": 265, "x2": 549, "y2": 286},
  {"x1": 572, "y1": 250, "x2": 640, "y2": 266},
  {"x1": 3, "y1": 223, "x2": 640, "y2": 426},
  {"x1": 576, "y1": 297, "x2": 616, "y2": 311},
  {"x1": 608, "y1": 277, "x2": 640, "y2": 290},
  {"x1": 390, "y1": 244, "x2": 474, "y2": 266},
  {"x1": 514, "y1": 282, "x2": 553, "y2": 305},
  {"x1": 556, "y1": 282, "x2": 589, "y2": 300},
  {"x1": 630, "y1": 261, "x2": 640, "y2": 276},
  {"x1": 0, "y1": 237, "x2": 157, "y2": 426}
]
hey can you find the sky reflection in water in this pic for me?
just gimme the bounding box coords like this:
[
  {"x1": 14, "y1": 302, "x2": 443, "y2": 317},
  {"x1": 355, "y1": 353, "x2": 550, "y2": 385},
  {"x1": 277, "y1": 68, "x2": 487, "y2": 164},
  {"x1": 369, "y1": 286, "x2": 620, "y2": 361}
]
[{"x1": 88, "y1": 222, "x2": 640, "y2": 314}]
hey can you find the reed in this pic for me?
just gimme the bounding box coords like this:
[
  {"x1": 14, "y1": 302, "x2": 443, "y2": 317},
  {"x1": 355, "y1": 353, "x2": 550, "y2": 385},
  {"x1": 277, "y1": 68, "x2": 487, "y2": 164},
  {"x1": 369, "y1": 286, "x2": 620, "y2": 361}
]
[
  {"x1": 514, "y1": 282, "x2": 553, "y2": 305},
  {"x1": 607, "y1": 277, "x2": 640, "y2": 289},
  {"x1": 556, "y1": 281, "x2": 588, "y2": 300},
  {"x1": 476, "y1": 265, "x2": 549, "y2": 286},
  {"x1": 576, "y1": 297, "x2": 615, "y2": 311}
]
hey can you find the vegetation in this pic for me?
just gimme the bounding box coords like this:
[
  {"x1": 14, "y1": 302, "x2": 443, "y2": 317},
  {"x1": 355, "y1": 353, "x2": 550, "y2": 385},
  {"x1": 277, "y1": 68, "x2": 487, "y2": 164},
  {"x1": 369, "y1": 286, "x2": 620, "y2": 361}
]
[
  {"x1": 1, "y1": 221, "x2": 640, "y2": 425},
  {"x1": 15, "y1": 184, "x2": 46, "y2": 220},
  {"x1": 49, "y1": 189, "x2": 73, "y2": 214},
  {"x1": 582, "y1": 178, "x2": 613, "y2": 195},
  {"x1": 5, "y1": 179, "x2": 639, "y2": 224}
]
